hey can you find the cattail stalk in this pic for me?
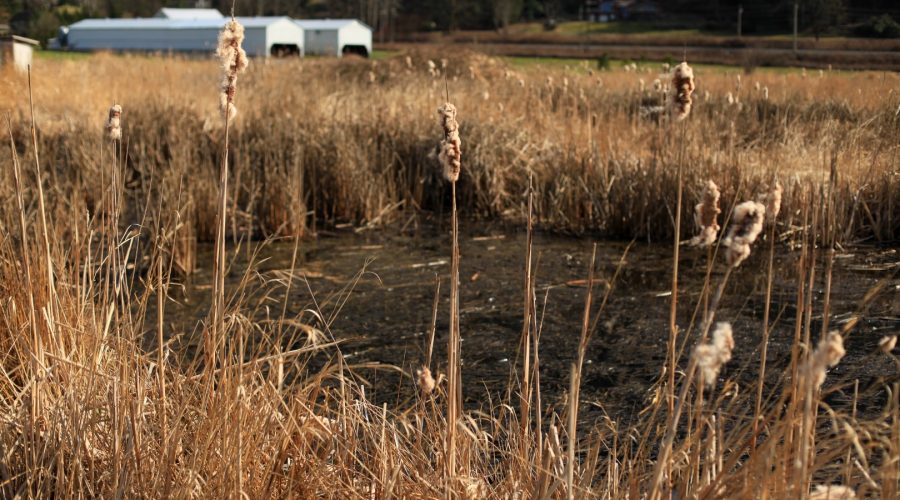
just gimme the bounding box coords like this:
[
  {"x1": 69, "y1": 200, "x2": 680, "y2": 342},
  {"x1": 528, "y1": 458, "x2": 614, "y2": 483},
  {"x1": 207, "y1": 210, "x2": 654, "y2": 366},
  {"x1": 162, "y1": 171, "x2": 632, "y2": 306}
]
[
  {"x1": 438, "y1": 100, "x2": 462, "y2": 482},
  {"x1": 213, "y1": 16, "x2": 248, "y2": 498}
]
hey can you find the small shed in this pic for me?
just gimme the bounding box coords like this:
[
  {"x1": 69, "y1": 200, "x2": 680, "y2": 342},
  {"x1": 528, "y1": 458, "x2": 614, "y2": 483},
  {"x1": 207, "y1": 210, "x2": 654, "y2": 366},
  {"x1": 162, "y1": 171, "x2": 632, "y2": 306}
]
[
  {"x1": 0, "y1": 35, "x2": 39, "y2": 73},
  {"x1": 293, "y1": 19, "x2": 371, "y2": 58},
  {"x1": 65, "y1": 16, "x2": 303, "y2": 57},
  {"x1": 154, "y1": 8, "x2": 225, "y2": 20}
]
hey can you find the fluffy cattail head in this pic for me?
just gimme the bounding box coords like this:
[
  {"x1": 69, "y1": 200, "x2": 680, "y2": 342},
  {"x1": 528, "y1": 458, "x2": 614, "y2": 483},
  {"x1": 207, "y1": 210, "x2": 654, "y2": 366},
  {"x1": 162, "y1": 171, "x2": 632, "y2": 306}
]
[
  {"x1": 693, "y1": 322, "x2": 734, "y2": 386},
  {"x1": 216, "y1": 18, "x2": 249, "y2": 122},
  {"x1": 722, "y1": 201, "x2": 766, "y2": 267},
  {"x1": 105, "y1": 104, "x2": 122, "y2": 140},
  {"x1": 416, "y1": 366, "x2": 436, "y2": 395},
  {"x1": 437, "y1": 103, "x2": 462, "y2": 182},
  {"x1": 670, "y1": 62, "x2": 695, "y2": 121},
  {"x1": 689, "y1": 180, "x2": 721, "y2": 247},
  {"x1": 807, "y1": 331, "x2": 846, "y2": 390}
]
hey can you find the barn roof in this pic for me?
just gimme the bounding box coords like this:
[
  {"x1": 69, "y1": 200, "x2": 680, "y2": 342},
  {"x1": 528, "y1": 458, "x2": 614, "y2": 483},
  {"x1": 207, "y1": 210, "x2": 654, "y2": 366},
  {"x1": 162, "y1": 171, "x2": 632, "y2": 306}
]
[
  {"x1": 69, "y1": 16, "x2": 294, "y2": 30},
  {"x1": 293, "y1": 19, "x2": 370, "y2": 31},
  {"x1": 155, "y1": 8, "x2": 224, "y2": 20}
]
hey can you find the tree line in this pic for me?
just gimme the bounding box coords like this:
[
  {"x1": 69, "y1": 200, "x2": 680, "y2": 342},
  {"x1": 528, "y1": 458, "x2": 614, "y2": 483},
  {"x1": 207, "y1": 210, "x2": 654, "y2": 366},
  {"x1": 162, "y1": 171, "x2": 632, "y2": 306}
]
[{"x1": 2, "y1": 0, "x2": 898, "y2": 45}]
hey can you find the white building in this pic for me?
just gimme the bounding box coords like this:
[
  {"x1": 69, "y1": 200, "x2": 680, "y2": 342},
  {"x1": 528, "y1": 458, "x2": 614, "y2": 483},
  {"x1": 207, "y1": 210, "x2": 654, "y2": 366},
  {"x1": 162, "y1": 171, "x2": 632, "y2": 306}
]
[
  {"x1": 293, "y1": 19, "x2": 372, "y2": 58},
  {"x1": 65, "y1": 16, "x2": 303, "y2": 57},
  {"x1": 154, "y1": 8, "x2": 225, "y2": 20},
  {"x1": 0, "y1": 35, "x2": 39, "y2": 73}
]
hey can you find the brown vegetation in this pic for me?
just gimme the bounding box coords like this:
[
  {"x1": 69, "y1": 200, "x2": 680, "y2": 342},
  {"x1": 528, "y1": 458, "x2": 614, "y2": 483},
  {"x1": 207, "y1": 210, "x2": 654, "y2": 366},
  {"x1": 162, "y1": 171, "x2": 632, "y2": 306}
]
[{"x1": 0, "y1": 50, "x2": 897, "y2": 497}]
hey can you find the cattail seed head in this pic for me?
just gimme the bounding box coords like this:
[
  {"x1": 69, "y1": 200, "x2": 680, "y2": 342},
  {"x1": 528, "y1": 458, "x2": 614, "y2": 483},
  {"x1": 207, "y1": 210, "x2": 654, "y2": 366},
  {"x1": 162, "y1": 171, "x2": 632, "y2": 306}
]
[
  {"x1": 722, "y1": 201, "x2": 766, "y2": 267},
  {"x1": 416, "y1": 366, "x2": 435, "y2": 395},
  {"x1": 216, "y1": 18, "x2": 249, "y2": 122},
  {"x1": 437, "y1": 103, "x2": 462, "y2": 182},
  {"x1": 689, "y1": 180, "x2": 722, "y2": 247},
  {"x1": 693, "y1": 322, "x2": 734, "y2": 386},
  {"x1": 105, "y1": 104, "x2": 122, "y2": 140},
  {"x1": 670, "y1": 62, "x2": 695, "y2": 121},
  {"x1": 806, "y1": 331, "x2": 846, "y2": 390}
]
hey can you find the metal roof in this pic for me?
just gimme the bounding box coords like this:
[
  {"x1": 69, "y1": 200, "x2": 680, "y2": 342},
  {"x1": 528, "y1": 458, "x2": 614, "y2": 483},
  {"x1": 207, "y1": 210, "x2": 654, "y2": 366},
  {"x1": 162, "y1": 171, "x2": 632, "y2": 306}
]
[
  {"x1": 293, "y1": 19, "x2": 369, "y2": 31},
  {"x1": 155, "y1": 8, "x2": 224, "y2": 20},
  {"x1": 69, "y1": 16, "x2": 294, "y2": 30}
]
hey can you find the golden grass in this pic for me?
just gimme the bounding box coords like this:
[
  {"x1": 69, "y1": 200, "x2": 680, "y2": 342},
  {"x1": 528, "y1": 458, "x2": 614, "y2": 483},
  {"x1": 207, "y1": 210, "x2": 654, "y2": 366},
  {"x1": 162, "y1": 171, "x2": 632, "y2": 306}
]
[{"x1": 0, "y1": 50, "x2": 898, "y2": 497}]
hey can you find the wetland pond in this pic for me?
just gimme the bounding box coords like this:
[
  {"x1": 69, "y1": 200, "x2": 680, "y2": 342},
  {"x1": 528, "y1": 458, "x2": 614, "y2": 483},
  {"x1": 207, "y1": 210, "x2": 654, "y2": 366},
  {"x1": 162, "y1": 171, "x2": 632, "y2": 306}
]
[{"x1": 152, "y1": 222, "x2": 900, "y2": 425}]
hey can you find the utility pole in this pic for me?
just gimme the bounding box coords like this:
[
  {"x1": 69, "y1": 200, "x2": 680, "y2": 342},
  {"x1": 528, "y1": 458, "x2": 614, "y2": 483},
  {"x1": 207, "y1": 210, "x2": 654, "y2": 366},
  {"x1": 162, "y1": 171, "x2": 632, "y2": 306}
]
[
  {"x1": 737, "y1": 5, "x2": 743, "y2": 38},
  {"x1": 793, "y1": 2, "x2": 799, "y2": 54}
]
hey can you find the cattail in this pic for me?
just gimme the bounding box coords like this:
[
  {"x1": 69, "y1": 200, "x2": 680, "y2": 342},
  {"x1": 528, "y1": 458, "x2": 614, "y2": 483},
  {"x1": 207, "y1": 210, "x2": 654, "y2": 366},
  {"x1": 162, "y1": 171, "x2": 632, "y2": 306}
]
[
  {"x1": 416, "y1": 366, "x2": 436, "y2": 395},
  {"x1": 404, "y1": 55, "x2": 412, "y2": 69},
  {"x1": 689, "y1": 180, "x2": 721, "y2": 247},
  {"x1": 879, "y1": 335, "x2": 897, "y2": 353},
  {"x1": 762, "y1": 86, "x2": 769, "y2": 100},
  {"x1": 806, "y1": 331, "x2": 846, "y2": 390},
  {"x1": 216, "y1": 18, "x2": 249, "y2": 122},
  {"x1": 437, "y1": 103, "x2": 462, "y2": 182},
  {"x1": 105, "y1": 104, "x2": 122, "y2": 140},
  {"x1": 759, "y1": 180, "x2": 783, "y2": 221},
  {"x1": 693, "y1": 322, "x2": 734, "y2": 386},
  {"x1": 722, "y1": 201, "x2": 766, "y2": 267},
  {"x1": 670, "y1": 62, "x2": 695, "y2": 120},
  {"x1": 726, "y1": 91, "x2": 735, "y2": 105}
]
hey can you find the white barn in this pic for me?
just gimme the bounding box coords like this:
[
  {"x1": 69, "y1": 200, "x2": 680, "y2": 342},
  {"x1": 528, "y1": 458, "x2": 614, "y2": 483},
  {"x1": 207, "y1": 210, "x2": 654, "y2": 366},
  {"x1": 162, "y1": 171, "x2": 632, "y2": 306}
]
[
  {"x1": 293, "y1": 19, "x2": 372, "y2": 58},
  {"x1": 65, "y1": 16, "x2": 303, "y2": 57}
]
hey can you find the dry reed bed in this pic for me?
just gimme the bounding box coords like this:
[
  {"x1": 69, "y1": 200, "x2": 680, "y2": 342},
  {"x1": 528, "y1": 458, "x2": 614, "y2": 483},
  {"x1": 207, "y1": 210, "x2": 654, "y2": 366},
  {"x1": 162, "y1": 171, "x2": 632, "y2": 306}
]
[
  {"x1": 1, "y1": 52, "x2": 897, "y2": 245},
  {"x1": 0, "y1": 50, "x2": 898, "y2": 498}
]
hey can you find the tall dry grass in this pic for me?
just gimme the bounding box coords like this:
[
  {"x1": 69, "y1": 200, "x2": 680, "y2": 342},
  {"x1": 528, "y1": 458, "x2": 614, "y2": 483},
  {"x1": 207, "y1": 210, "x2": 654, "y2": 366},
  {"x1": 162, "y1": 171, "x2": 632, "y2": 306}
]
[{"x1": 0, "y1": 50, "x2": 897, "y2": 498}]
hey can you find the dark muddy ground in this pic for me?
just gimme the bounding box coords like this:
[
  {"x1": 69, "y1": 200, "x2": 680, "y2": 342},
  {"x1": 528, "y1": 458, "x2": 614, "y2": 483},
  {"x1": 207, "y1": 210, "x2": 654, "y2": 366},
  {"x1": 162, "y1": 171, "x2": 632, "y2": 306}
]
[{"x1": 152, "y1": 220, "x2": 900, "y2": 426}]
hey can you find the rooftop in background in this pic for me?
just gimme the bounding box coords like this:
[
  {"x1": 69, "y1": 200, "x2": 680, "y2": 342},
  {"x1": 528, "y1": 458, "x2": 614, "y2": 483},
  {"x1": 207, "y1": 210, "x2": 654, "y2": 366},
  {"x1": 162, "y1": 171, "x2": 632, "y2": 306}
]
[
  {"x1": 1, "y1": 34, "x2": 40, "y2": 45},
  {"x1": 154, "y1": 8, "x2": 224, "y2": 20},
  {"x1": 294, "y1": 19, "x2": 371, "y2": 30},
  {"x1": 69, "y1": 17, "x2": 291, "y2": 30}
]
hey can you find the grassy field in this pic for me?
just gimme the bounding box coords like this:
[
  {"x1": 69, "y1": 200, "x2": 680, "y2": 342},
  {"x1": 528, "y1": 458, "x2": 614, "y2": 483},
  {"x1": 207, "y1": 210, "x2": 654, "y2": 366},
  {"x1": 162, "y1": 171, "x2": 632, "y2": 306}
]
[{"x1": 0, "y1": 47, "x2": 898, "y2": 497}]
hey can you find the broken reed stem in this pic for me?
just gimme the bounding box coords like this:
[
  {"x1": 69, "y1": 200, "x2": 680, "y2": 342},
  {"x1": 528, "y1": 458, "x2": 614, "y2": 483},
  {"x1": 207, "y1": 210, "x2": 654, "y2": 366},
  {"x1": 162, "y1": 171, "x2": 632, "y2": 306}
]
[
  {"x1": 519, "y1": 176, "x2": 534, "y2": 446},
  {"x1": 7, "y1": 115, "x2": 43, "y2": 440},
  {"x1": 157, "y1": 242, "x2": 168, "y2": 456},
  {"x1": 27, "y1": 67, "x2": 57, "y2": 330},
  {"x1": 567, "y1": 244, "x2": 598, "y2": 500},
  {"x1": 753, "y1": 216, "x2": 777, "y2": 450},
  {"x1": 651, "y1": 357, "x2": 699, "y2": 500}
]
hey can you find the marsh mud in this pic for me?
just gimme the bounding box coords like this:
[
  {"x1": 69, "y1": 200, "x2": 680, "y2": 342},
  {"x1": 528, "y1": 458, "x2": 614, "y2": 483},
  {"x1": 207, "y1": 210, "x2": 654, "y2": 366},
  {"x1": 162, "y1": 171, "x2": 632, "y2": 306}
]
[{"x1": 153, "y1": 221, "x2": 900, "y2": 425}]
